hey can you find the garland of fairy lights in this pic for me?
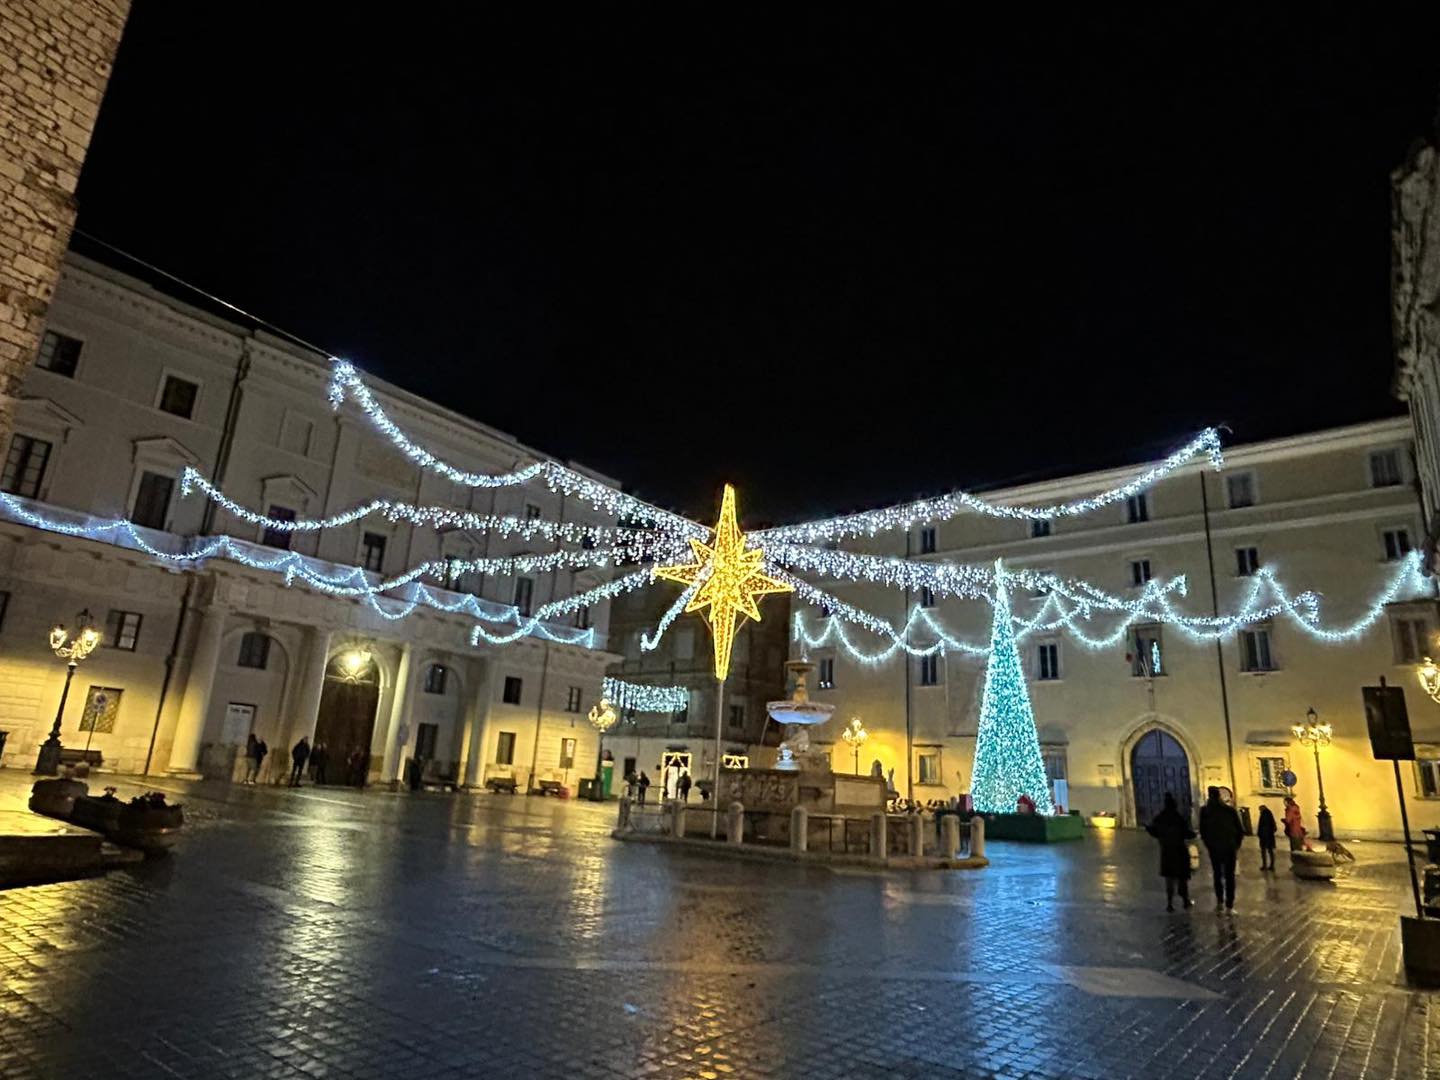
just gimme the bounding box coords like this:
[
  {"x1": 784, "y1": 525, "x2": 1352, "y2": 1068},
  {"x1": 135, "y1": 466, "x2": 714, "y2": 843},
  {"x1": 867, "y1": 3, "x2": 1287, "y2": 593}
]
[
  {"x1": 754, "y1": 427, "x2": 1224, "y2": 544},
  {"x1": 327, "y1": 360, "x2": 704, "y2": 538},
  {"x1": 602, "y1": 677, "x2": 689, "y2": 713}
]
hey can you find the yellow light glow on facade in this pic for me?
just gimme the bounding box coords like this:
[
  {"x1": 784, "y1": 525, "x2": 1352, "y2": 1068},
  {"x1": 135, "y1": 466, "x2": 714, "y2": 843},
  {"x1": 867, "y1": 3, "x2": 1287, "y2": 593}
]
[
  {"x1": 338, "y1": 647, "x2": 372, "y2": 681},
  {"x1": 1421, "y1": 657, "x2": 1440, "y2": 703},
  {"x1": 588, "y1": 698, "x2": 618, "y2": 733},
  {"x1": 655, "y1": 484, "x2": 792, "y2": 681}
]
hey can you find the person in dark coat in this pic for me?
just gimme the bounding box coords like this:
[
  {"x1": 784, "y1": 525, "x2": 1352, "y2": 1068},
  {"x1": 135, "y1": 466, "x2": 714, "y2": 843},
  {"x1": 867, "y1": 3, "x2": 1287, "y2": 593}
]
[
  {"x1": 289, "y1": 737, "x2": 310, "y2": 787},
  {"x1": 311, "y1": 742, "x2": 329, "y2": 785},
  {"x1": 1256, "y1": 805, "x2": 1278, "y2": 871},
  {"x1": 1146, "y1": 793, "x2": 1195, "y2": 912},
  {"x1": 637, "y1": 771, "x2": 651, "y2": 806},
  {"x1": 678, "y1": 771, "x2": 692, "y2": 803},
  {"x1": 1198, "y1": 786, "x2": 1245, "y2": 913}
]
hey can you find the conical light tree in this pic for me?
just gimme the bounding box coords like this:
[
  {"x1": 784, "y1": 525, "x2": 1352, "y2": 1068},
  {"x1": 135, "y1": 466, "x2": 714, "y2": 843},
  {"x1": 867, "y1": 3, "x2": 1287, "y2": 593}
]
[{"x1": 970, "y1": 560, "x2": 1054, "y2": 814}]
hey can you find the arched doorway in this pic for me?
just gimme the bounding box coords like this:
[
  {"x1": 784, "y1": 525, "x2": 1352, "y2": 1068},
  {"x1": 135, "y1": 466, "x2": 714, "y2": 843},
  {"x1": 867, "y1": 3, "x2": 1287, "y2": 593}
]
[
  {"x1": 1131, "y1": 729, "x2": 1192, "y2": 825},
  {"x1": 314, "y1": 650, "x2": 381, "y2": 785}
]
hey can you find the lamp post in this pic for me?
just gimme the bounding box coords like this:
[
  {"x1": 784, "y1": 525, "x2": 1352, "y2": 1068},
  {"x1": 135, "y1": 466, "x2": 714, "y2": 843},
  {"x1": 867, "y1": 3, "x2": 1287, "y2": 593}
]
[
  {"x1": 34, "y1": 609, "x2": 102, "y2": 775},
  {"x1": 588, "y1": 697, "x2": 617, "y2": 798},
  {"x1": 841, "y1": 716, "x2": 868, "y2": 776},
  {"x1": 1419, "y1": 657, "x2": 1440, "y2": 703},
  {"x1": 1291, "y1": 706, "x2": 1334, "y2": 842}
]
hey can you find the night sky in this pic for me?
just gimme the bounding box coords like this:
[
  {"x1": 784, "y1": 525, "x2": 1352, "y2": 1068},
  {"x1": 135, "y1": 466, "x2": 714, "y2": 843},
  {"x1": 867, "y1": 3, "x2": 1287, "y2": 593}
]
[{"x1": 74, "y1": 7, "x2": 1440, "y2": 524}]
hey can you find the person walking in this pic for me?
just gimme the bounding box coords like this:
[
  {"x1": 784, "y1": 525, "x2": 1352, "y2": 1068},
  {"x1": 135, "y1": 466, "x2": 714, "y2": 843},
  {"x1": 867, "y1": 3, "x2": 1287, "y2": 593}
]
[
  {"x1": 311, "y1": 741, "x2": 328, "y2": 785},
  {"x1": 1146, "y1": 793, "x2": 1195, "y2": 912},
  {"x1": 243, "y1": 733, "x2": 262, "y2": 784},
  {"x1": 1198, "y1": 786, "x2": 1245, "y2": 914},
  {"x1": 251, "y1": 736, "x2": 268, "y2": 784},
  {"x1": 1256, "y1": 804, "x2": 1278, "y2": 871},
  {"x1": 1282, "y1": 796, "x2": 1306, "y2": 851},
  {"x1": 638, "y1": 771, "x2": 651, "y2": 807},
  {"x1": 289, "y1": 736, "x2": 310, "y2": 787},
  {"x1": 679, "y1": 770, "x2": 692, "y2": 803}
]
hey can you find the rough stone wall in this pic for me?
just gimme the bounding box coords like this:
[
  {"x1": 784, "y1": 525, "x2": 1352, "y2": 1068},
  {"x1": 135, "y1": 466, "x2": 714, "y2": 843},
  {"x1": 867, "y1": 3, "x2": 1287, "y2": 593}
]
[{"x1": 0, "y1": 0, "x2": 131, "y2": 441}]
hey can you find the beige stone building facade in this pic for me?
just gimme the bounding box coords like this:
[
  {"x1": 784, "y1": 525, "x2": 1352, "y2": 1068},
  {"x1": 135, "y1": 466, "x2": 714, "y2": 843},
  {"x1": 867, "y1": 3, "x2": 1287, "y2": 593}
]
[
  {"x1": 0, "y1": 254, "x2": 618, "y2": 791},
  {"x1": 789, "y1": 420, "x2": 1437, "y2": 840}
]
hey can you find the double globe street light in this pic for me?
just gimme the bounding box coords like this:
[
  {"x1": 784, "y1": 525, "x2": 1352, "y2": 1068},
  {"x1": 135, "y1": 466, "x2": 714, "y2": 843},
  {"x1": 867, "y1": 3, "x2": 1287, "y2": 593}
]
[
  {"x1": 34, "y1": 609, "x2": 102, "y2": 776},
  {"x1": 841, "y1": 716, "x2": 868, "y2": 776},
  {"x1": 1291, "y1": 706, "x2": 1334, "y2": 842}
]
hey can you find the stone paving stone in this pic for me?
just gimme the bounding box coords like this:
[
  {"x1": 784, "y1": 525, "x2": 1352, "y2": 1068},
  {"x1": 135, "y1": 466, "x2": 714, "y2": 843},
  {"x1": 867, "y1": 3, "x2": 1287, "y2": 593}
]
[{"x1": 0, "y1": 770, "x2": 1438, "y2": 1078}]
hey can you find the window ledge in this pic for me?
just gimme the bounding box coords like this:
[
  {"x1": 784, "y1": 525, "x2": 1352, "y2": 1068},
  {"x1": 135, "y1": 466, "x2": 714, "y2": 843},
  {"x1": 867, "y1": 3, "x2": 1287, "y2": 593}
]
[{"x1": 1239, "y1": 669, "x2": 1281, "y2": 677}]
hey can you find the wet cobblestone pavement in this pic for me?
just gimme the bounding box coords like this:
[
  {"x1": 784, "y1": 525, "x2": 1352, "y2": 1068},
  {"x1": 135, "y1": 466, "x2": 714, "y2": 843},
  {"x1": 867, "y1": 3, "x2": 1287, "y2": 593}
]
[{"x1": 0, "y1": 770, "x2": 1437, "y2": 1079}]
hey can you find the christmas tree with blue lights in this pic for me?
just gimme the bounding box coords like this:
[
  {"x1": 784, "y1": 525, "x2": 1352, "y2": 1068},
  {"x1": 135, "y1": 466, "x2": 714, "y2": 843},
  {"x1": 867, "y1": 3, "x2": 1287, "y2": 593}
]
[{"x1": 970, "y1": 561, "x2": 1054, "y2": 814}]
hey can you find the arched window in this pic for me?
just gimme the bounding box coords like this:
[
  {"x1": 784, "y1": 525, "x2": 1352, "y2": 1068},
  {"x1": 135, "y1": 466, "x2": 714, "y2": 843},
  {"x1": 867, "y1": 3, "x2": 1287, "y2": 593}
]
[{"x1": 238, "y1": 632, "x2": 271, "y2": 670}]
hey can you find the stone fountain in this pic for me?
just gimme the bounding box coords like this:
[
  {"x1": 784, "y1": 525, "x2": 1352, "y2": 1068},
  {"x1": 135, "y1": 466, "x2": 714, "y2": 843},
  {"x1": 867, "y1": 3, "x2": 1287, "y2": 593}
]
[{"x1": 766, "y1": 658, "x2": 836, "y2": 771}]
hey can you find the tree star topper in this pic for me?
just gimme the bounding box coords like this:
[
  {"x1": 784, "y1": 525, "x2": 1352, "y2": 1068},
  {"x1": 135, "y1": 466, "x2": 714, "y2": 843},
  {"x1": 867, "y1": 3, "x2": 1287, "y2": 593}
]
[{"x1": 655, "y1": 484, "x2": 792, "y2": 681}]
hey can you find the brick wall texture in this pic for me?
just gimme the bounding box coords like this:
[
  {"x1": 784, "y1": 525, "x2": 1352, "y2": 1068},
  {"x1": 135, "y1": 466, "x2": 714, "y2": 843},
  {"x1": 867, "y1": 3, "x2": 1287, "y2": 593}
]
[{"x1": 0, "y1": 0, "x2": 131, "y2": 441}]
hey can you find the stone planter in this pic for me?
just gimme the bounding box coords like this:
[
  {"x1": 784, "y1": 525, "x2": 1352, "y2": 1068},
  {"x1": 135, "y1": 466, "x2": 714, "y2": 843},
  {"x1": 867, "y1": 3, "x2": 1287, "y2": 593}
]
[
  {"x1": 112, "y1": 803, "x2": 184, "y2": 855},
  {"x1": 1290, "y1": 849, "x2": 1337, "y2": 881},
  {"x1": 68, "y1": 795, "x2": 124, "y2": 835},
  {"x1": 29, "y1": 778, "x2": 88, "y2": 819}
]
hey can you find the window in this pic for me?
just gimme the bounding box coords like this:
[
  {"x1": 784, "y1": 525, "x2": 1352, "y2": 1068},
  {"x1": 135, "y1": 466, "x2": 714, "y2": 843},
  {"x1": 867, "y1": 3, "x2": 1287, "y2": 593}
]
[
  {"x1": 1240, "y1": 627, "x2": 1276, "y2": 672},
  {"x1": 1235, "y1": 547, "x2": 1260, "y2": 576},
  {"x1": 131, "y1": 471, "x2": 174, "y2": 531},
  {"x1": 0, "y1": 590, "x2": 9, "y2": 633},
  {"x1": 672, "y1": 707, "x2": 688, "y2": 727},
  {"x1": 78, "y1": 686, "x2": 122, "y2": 733},
  {"x1": 1129, "y1": 559, "x2": 1152, "y2": 587},
  {"x1": 1384, "y1": 528, "x2": 1413, "y2": 562},
  {"x1": 36, "y1": 330, "x2": 82, "y2": 377},
  {"x1": 919, "y1": 653, "x2": 940, "y2": 686},
  {"x1": 559, "y1": 737, "x2": 576, "y2": 769},
  {"x1": 1042, "y1": 747, "x2": 1068, "y2": 783},
  {"x1": 1395, "y1": 615, "x2": 1430, "y2": 664},
  {"x1": 1370, "y1": 449, "x2": 1403, "y2": 488},
  {"x1": 1037, "y1": 641, "x2": 1061, "y2": 681},
  {"x1": 818, "y1": 604, "x2": 832, "y2": 620},
  {"x1": 157, "y1": 374, "x2": 199, "y2": 419},
  {"x1": 1126, "y1": 493, "x2": 1149, "y2": 523},
  {"x1": 1226, "y1": 472, "x2": 1255, "y2": 509},
  {"x1": 1417, "y1": 757, "x2": 1440, "y2": 799},
  {"x1": 237, "y1": 631, "x2": 270, "y2": 669},
  {"x1": 1030, "y1": 570, "x2": 1054, "y2": 598},
  {"x1": 525, "y1": 503, "x2": 542, "y2": 521},
  {"x1": 280, "y1": 414, "x2": 314, "y2": 457},
  {"x1": 424, "y1": 664, "x2": 448, "y2": 695},
  {"x1": 920, "y1": 586, "x2": 936, "y2": 608},
  {"x1": 361, "y1": 531, "x2": 387, "y2": 573},
  {"x1": 2, "y1": 434, "x2": 52, "y2": 498},
  {"x1": 565, "y1": 686, "x2": 582, "y2": 713},
  {"x1": 495, "y1": 731, "x2": 516, "y2": 765},
  {"x1": 817, "y1": 657, "x2": 835, "y2": 689},
  {"x1": 919, "y1": 527, "x2": 937, "y2": 554},
  {"x1": 513, "y1": 577, "x2": 534, "y2": 617},
  {"x1": 728, "y1": 703, "x2": 745, "y2": 730},
  {"x1": 261, "y1": 505, "x2": 295, "y2": 549},
  {"x1": 104, "y1": 610, "x2": 142, "y2": 651},
  {"x1": 573, "y1": 606, "x2": 589, "y2": 630},
  {"x1": 502, "y1": 676, "x2": 523, "y2": 705},
  {"x1": 1031, "y1": 519, "x2": 1051, "y2": 538},
  {"x1": 1131, "y1": 626, "x2": 1164, "y2": 677},
  {"x1": 1255, "y1": 755, "x2": 1289, "y2": 795},
  {"x1": 916, "y1": 750, "x2": 942, "y2": 786}
]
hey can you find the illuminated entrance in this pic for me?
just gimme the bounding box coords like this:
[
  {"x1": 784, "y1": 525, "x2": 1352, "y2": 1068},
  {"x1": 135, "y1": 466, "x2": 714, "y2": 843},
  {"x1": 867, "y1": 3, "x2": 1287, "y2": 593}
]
[{"x1": 313, "y1": 649, "x2": 380, "y2": 784}]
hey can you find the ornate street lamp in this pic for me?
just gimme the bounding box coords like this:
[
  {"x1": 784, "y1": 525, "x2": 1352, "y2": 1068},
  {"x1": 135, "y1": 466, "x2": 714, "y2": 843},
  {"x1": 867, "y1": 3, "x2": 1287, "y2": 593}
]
[
  {"x1": 588, "y1": 697, "x2": 618, "y2": 796},
  {"x1": 841, "y1": 715, "x2": 868, "y2": 776},
  {"x1": 1419, "y1": 657, "x2": 1440, "y2": 703},
  {"x1": 1291, "y1": 706, "x2": 1334, "y2": 842},
  {"x1": 34, "y1": 609, "x2": 102, "y2": 775}
]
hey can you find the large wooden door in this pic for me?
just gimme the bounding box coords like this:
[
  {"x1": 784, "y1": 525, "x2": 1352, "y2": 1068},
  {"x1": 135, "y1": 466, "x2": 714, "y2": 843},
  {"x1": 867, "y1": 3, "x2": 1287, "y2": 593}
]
[
  {"x1": 1131, "y1": 729, "x2": 1191, "y2": 826},
  {"x1": 313, "y1": 655, "x2": 380, "y2": 782}
]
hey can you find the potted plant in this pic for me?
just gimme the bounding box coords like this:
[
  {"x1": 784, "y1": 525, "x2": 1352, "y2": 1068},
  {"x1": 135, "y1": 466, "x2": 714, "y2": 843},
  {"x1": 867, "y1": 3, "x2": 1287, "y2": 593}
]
[
  {"x1": 30, "y1": 776, "x2": 89, "y2": 818},
  {"x1": 113, "y1": 791, "x2": 184, "y2": 855},
  {"x1": 69, "y1": 786, "x2": 124, "y2": 834}
]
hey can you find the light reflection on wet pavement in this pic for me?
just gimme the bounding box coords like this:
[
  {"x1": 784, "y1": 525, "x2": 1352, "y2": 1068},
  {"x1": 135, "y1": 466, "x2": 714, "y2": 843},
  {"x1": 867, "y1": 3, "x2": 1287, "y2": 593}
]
[{"x1": 0, "y1": 772, "x2": 1435, "y2": 1078}]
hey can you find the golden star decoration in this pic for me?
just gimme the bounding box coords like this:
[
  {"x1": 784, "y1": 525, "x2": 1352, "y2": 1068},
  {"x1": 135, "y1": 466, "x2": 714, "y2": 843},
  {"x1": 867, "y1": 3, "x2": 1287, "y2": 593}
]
[{"x1": 655, "y1": 484, "x2": 792, "y2": 681}]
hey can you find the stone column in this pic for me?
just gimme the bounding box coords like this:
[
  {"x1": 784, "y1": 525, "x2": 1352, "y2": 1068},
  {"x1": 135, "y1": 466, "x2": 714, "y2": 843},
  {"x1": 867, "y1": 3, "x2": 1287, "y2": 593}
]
[
  {"x1": 459, "y1": 657, "x2": 493, "y2": 789},
  {"x1": 969, "y1": 816, "x2": 986, "y2": 859},
  {"x1": 870, "y1": 812, "x2": 888, "y2": 860},
  {"x1": 380, "y1": 644, "x2": 421, "y2": 783},
  {"x1": 286, "y1": 627, "x2": 332, "y2": 747},
  {"x1": 726, "y1": 801, "x2": 745, "y2": 846},
  {"x1": 942, "y1": 815, "x2": 961, "y2": 858},
  {"x1": 790, "y1": 806, "x2": 808, "y2": 853},
  {"x1": 166, "y1": 606, "x2": 228, "y2": 776}
]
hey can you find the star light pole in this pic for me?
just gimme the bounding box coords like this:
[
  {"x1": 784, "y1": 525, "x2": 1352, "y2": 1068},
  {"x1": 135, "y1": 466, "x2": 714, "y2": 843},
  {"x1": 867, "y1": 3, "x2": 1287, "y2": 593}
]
[
  {"x1": 656, "y1": 485, "x2": 792, "y2": 838},
  {"x1": 1292, "y1": 706, "x2": 1334, "y2": 842},
  {"x1": 34, "y1": 609, "x2": 101, "y2": 775}
]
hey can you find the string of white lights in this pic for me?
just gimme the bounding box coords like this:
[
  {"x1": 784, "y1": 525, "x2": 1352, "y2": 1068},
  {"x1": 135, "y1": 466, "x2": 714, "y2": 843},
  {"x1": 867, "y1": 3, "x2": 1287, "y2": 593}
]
[
  {"x1": 754, "y1": 428, "x2": 1225, "y2": 544},
  {"x1": 327, "y1": 361, "x2": 705, "y2": 537},
  {"x1": 467, "y1": 570, "x2": 654, "y2": 646},
  {"x1": 640, "y1": 580, "x2": 701, "y2": 652},
  {"x1": 181, "y1": 467, "x2": 625, "y2": 545},
  {"x1": 602, "y1": 677, "x2": 690, "y2": 713}
]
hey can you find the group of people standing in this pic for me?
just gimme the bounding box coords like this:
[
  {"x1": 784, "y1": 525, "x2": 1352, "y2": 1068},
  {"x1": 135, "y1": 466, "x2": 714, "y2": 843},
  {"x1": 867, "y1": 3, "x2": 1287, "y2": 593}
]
[
  {"x1": 625, "y1": 767, "x2": 694, "y2": 806},
  {"x1": 1147, "y1": 787, "x2": 1311, "y2": 913},
  {"x1": 243, "y1": 733, "x2": 367, "y2": 788}
]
